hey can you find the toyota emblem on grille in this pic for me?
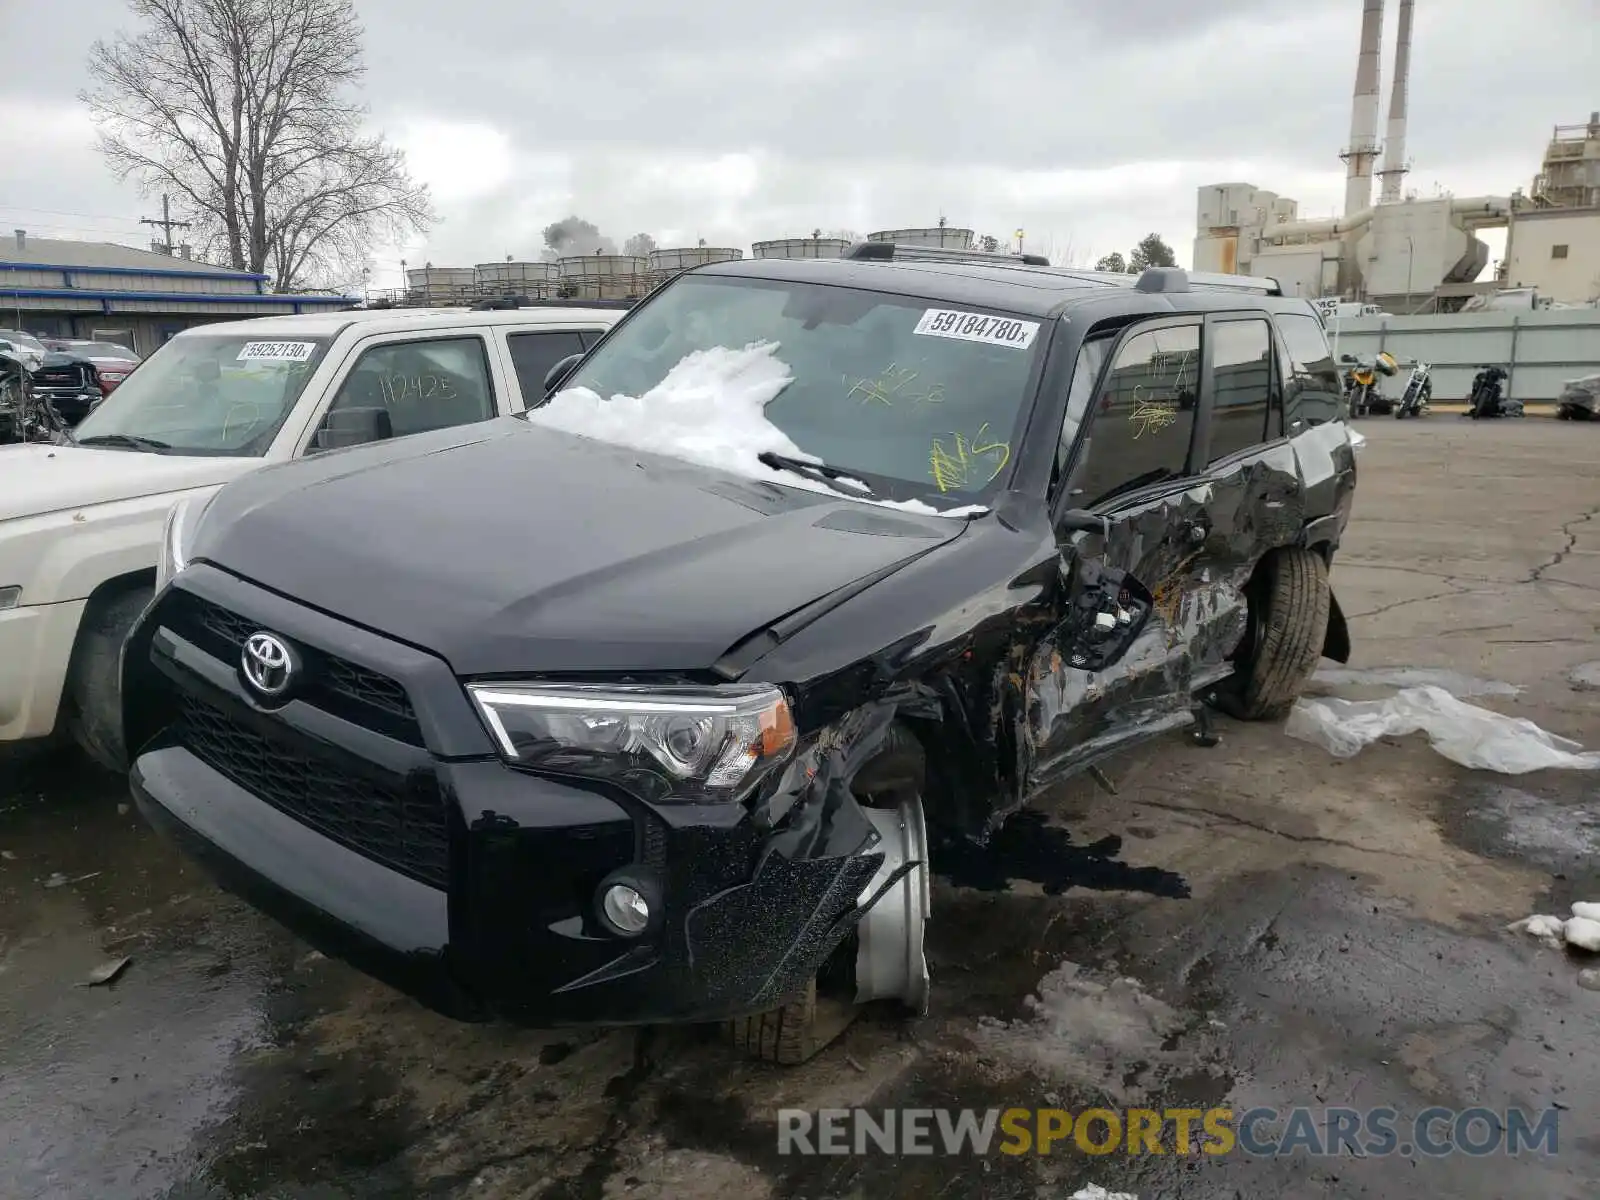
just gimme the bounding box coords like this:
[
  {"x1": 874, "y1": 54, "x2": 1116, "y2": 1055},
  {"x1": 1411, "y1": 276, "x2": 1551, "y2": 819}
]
[{"x1": 242, "y1": 631, "x2": 297, "y2": 697}]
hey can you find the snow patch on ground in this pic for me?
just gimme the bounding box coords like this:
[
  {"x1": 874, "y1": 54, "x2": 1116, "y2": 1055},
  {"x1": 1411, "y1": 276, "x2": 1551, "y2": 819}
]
[
  {"x1": 529, "y1": 342, "x2": 986, "y2": 519},
  {"x1": 974, "y1": 962, "x2": 1185, "y2": 1101},
  {"x1": 1286, "y1": 685, "x2": 1600, "y2": 773},
  {"x1": 1508, "y1": 904, "x2": 1600, "y2": 952},
  {"x1": 1070, "y1": 1187, "x2": 1138, "y2": 1200}
]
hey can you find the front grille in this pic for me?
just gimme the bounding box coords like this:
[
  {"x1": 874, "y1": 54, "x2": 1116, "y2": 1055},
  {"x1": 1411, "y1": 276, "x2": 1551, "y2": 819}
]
[
  {"x1": 33, "y1": 367, "x2": 90, "y2": 389},
  {"x1": 177, "y1": 694, "x2": 450, "y2": 888},
  {"x1": 177, "y1": 594, "x2": 423, "y2": 744}
]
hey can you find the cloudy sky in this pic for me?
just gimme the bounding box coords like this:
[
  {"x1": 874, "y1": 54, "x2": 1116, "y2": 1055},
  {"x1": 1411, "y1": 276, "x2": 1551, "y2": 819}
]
[{"x1": 2, "y1": 0, "x2": 1594, "y2": 288}]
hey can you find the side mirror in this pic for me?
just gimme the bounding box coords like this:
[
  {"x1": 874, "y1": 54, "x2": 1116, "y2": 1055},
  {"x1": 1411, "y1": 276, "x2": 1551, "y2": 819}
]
[
  {"x1": 543, "y1": 352, "x2": 583, "y2": 396},
  {"x1": 1058, "y1": 509, "x2": 1109, "y2": 538},
  {"x1": 312, "y1": 406, "x2": 392, "y2": 451},
  {"x1": 1339, "y1": 353, "x2": 1357, "y2": 364}
]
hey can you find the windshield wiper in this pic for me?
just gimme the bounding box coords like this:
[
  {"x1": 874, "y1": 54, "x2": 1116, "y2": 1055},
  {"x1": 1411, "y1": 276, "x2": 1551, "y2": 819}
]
[
  {"x1": 757, "y1": 451, "x2": 876, "y2": 497},
  {"x1": 74, "y1": 433, "x2": 172, "y2": 452}
]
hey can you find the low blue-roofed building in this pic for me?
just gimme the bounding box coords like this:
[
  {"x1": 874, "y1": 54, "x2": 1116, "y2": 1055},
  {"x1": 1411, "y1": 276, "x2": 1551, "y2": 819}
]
[{"x1": 0, "y1": 229, "x2": 358, "y2": 355}]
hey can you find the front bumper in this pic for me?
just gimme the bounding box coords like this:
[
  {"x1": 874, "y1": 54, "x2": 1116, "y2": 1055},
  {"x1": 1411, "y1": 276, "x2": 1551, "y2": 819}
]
[{"x1": 125, "y1": 565, "x2": 881, "y2": 1027}]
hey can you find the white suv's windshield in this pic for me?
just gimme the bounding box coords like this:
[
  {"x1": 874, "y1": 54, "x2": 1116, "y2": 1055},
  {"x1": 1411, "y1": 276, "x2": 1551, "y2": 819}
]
[
  {"x1": 71, "y1": 333, "x2": 329, "y2": 455},
  {"x1": 551, "y1": 275, "x2": 1045, "y2": 504}
]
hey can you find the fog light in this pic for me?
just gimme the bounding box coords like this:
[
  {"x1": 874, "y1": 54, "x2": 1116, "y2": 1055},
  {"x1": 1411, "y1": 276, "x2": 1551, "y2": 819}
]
[{"x1": 601, "y1": 884, "x2": 650, "y2": 934}]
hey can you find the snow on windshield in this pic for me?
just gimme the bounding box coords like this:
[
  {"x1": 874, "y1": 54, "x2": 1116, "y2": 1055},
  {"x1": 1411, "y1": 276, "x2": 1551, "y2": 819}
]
[{"x1": 527, "y1": 341, "x2": 986, "y2": 517}]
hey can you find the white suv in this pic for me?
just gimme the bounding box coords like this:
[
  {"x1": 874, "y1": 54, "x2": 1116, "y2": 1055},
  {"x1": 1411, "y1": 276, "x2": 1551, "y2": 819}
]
[{"x1": 0, "y1": 302, "x2": 623, "y2": 768}]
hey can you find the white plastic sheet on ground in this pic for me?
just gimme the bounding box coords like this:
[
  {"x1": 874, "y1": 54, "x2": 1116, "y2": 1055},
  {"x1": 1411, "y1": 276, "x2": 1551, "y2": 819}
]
[{"x1": 1285, "y1": 684, "x2": 1600, "y2": 774}]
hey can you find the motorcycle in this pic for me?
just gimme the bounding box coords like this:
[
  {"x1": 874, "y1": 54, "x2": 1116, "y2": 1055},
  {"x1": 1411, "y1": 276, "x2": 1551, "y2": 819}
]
[
  {"x1": 1394, "y1": 361, "x2": 1433, "y2": 418},
  {"x1": 1340, "y1": 351, "x2": 1398, "y2": 417},
  {"x1": 0, "y1": 343, "x2": 70, "y2": 445},
  {"x1": 1465, "y1": 364, "x2": 1524, "y2": 419}
]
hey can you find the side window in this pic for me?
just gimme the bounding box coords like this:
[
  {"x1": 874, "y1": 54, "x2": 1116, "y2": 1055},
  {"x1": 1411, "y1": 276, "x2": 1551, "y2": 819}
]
[
  {"x1": 1053, "y1": 335, "x2": 1113, "y2": 490},
  {"x1": 1066, "y1": 323, "x2": 1199, "y2": 508},
  {"x1": 1275, "y1": 313, "x2": 1343, "y2": 429},
  {"x1": 315, "y1": 336, "x2": 494, "y2": 450},
  {"x1": 1206, "y1": 319, "x2": 1273, "y2": 463},
  {"x1": 507, "y1": 330, "x2": 589, "y2": 403}
]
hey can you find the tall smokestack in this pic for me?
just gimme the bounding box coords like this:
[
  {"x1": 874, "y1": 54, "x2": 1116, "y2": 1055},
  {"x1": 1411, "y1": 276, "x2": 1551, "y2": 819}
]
[
  {"x1": 1341, "y1": 0, "x2": 1385, "y2": 216},
  {"x1": 1377, "y1": 0, "x2": 1414, "y2": 203}
]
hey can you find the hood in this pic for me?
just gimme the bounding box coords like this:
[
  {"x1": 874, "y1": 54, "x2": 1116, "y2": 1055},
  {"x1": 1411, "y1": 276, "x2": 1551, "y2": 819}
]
[
  {"x1": 194, "y1": 419, "x2": 966, "y2": 675},
  {"x1": 0, "y1": 444, "x2": 259, "y2": 522}
]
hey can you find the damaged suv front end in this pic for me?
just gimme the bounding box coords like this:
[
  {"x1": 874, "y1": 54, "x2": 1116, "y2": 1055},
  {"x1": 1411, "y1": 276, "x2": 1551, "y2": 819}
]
[{"x1": 126, "y1": 257, "x2": 1355, "y2": 1055}]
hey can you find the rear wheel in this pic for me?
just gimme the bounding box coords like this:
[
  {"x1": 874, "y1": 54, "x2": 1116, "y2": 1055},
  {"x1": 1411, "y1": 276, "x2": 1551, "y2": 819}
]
[
  {"x1": 65, "y1": 584, "x2": 151, "y2": 773},
  {"x1": 1214, "y1": 548, "x2": 1331, "y2": 721}
]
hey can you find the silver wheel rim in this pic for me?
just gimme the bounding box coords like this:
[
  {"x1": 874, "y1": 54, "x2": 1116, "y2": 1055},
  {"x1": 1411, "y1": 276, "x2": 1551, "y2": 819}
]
[{"x1": 853, "y1": 795, "x2": 931, "y2": 1013}]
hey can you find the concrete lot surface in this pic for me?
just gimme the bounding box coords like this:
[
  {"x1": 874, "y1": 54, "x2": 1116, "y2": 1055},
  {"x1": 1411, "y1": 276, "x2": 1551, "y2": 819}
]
[{"x1": 3, "y1": 418, "x2": 1598, "y2": 1198}]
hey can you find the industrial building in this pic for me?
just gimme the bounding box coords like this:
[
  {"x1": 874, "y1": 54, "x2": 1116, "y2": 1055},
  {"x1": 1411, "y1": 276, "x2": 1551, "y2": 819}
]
[
  {"x1": 1502, "y1": 115, "x2": 1600, "y2": 305},
  {"x1": 0, "y1": 231, "x2": 356, "y2": 353},
  {"x1": 1194, "y1": 0, "x2": 1521, "y2": 312}
]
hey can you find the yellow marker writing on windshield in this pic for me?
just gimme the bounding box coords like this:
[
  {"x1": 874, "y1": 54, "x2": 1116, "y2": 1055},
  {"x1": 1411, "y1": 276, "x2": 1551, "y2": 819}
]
[{"x1": 929, "y1": 423, "x2": 1011, "y2": 492}]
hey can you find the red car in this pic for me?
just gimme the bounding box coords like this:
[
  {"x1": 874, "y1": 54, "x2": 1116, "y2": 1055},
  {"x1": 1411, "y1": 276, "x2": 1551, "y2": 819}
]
[{"x1": 39, "y1": 338, "x2": 143, "y2": 395}]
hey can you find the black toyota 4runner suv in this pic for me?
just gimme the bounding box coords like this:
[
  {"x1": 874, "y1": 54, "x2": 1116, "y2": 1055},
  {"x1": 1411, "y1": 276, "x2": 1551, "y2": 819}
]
[{"x1": 125, "y1": 246, "x2": 1356, "y2": 1063}]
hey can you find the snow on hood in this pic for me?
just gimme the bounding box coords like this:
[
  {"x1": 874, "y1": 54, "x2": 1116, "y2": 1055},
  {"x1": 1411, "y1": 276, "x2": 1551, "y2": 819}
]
[
  {"x1": 528, "y1": 342, "x2": 987, "y2": 518},
  {"x1": 0, "y1": 443, "x2": 257, "y2": 523}
]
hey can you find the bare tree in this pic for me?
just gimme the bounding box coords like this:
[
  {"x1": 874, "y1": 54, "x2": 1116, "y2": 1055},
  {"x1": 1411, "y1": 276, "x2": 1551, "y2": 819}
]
[
  {"x1": 82, "y1": 0, "x2": 433, "y2": 290},
  {"x1": 623, "y1": 232, "x2": 658, "y2": 258}
]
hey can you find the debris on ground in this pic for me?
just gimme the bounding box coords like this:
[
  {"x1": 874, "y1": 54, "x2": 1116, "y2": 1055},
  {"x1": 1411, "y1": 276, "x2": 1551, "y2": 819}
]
[
  {"x1": 1578, "y1": 969, "x2": 1600, "y2": 992},
  {"x1": 1070, "y1": 1186, "x2": 1138, "y2": 1200},
  {"x1": 974, "y1": 962, "x2": 1185, "y2": 1101},
  {"x1": 1286, "y1": 685, "x2": 1600, "y2": 773},
  {"x1": 79, "y1": 957, "x2": 132, "y2": 987},
  {"x1": 1567, "y1": 661, "x2": 1600, "y2": 692},
  {"x1": 1508, "y1": 904, "x2": 1600, "y2": 952}
]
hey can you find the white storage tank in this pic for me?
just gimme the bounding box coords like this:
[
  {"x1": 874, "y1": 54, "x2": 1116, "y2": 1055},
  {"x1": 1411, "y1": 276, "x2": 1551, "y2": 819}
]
[
  {"x1": 646, "y1": 246, "x2": 743, "y2": 291},
  {"x1": 751, "y1": 237, "x2": 851, "y2": 260},
  {"x1": 867, "y1": 227, "x2": 974, "y2": 249},
  {"x1": 475, "y1": 261, "x2": 558, "y2": 298},
  {"x1": 406, "y1": 266, "x2": 476, "y2": 307},
  {"x1": 556, "y1": 254, "x2": 650, "y2": 300}
]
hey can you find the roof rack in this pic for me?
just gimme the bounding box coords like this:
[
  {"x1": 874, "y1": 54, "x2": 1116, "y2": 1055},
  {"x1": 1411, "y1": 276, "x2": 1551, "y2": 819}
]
[
  {"x1": 1132, "y1": 266, "x2": 1283, "y2": 297},
  {"x1": 844, "y1": 241, "x2": 1052, "y2": 268},
  {"x1": 468, "y1": 295, "x2": 636, "y2": 311}
]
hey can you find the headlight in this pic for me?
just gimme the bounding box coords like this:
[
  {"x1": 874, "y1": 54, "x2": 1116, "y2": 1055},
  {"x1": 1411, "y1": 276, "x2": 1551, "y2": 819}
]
[
  {"x1": 157, "y1": 492, "x2": 215, "y2": 589},
  {"x1": 466, "y1": 682, "x2": 796, "y2": 803}
]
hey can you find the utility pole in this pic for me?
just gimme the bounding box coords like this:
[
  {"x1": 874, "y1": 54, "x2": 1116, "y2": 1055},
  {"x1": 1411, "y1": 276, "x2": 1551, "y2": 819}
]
[{"x1": 140, "y1": 194, "x2": 191, "y2": 255}]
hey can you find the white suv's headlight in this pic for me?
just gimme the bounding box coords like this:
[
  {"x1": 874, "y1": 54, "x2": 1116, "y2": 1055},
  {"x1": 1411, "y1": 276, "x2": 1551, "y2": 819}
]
[
  {"x1": 157, "y1": 492, "x2": 215, "y2": 589},
  {"x1": 466, "y1": 682, "x2": 796, "y2": 804}
]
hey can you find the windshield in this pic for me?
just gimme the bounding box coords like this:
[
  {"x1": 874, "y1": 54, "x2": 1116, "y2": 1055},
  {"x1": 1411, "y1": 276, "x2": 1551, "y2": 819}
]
[
  {"x1": 551, "y1": 275, "x2": 1045, "y2": 504},
  {"x1": 72, "y1": 341, "x2": 139, "y2": 360},
  {"x1": 70, "y1": 333, "x2": 329, "y2": 455}
]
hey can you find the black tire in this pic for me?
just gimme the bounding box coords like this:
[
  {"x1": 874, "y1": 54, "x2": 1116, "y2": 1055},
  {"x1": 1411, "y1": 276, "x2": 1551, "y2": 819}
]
[
  {"x1": 724, "y1": 977, "x2": 836, "y2": 1065},
  {"x1": 65, "y1": 584, "x2": 152, "y2": 772},
  {"x1": 1215, "y1": 548, "x2": 1331, "y2": 721}
]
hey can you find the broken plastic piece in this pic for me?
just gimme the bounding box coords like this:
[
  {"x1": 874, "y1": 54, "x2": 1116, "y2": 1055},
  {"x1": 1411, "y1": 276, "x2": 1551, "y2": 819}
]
[
  {"x1": 1285, "y1": 685, "x2": 1600, "y2": 774},
  {"x1": 80, "y1": 956, "x2": 132, "y2": 987}
]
